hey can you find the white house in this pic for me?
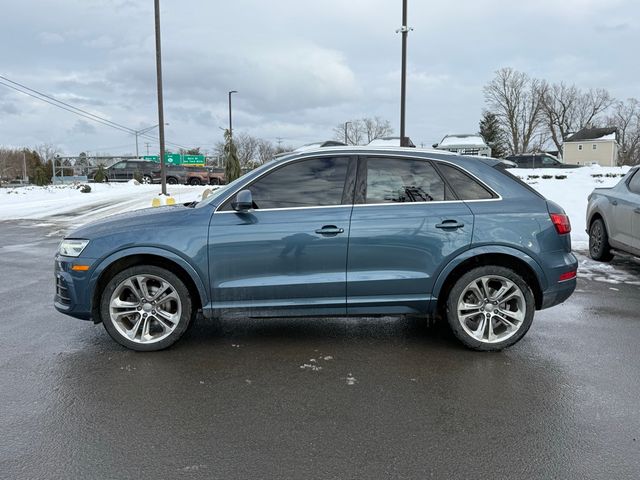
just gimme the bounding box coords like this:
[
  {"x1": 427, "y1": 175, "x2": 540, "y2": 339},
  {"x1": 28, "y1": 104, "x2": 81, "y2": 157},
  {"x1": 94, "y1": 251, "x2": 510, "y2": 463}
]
[{"x1": 563, "y1": 127, "x2": 619, "y2": 166}]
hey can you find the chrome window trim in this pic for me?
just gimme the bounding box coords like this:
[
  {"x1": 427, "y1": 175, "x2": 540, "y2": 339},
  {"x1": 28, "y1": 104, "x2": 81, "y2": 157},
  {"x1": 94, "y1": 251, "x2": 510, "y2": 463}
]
[{"x1": 213, "y1": 152, "x2": 502, "y2": 214}]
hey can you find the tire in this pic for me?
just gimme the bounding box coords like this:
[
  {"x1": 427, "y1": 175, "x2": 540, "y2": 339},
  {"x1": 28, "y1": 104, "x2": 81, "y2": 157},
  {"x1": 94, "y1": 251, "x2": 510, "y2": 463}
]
[
  {"x1": 589, "y1": 218, "x2": 614, "y2": 262},
  {"x1": 446, "y1": 266, "x2": 535, "y2": 351},
  {"x1": 99, "y1": 265, "x2": 194, "y2": 351},
  {"x1": 189, "y1": 177, "x2": 201, "y2": 186},
  {"x1": 166, "y1": 176, "x2": 178, "y2": 185},
  {"x1": 142, "y1": 175, "x2": 153, "y2": 185},
  {"x1": 210, "y1": 178, "x2": 220, "y2": 186}
]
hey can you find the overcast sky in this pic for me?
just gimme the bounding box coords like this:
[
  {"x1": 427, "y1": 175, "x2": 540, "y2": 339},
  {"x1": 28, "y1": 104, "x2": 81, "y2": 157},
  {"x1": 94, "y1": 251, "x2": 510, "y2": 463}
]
[{"x1": 1, "y1": 0, "x2": 639, "y2": 156}]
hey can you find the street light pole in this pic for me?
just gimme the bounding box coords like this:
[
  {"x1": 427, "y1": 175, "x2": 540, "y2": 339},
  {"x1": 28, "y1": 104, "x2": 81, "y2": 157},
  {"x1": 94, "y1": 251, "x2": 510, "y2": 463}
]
[
  {"x1": 398, "y1": 0, "x2": 412, "y2": 147},
  {"x1": 228, "y1": 90, "x2": 238, "y2": 138},
  {"x1": 344, "y1": 121, "x2": 351, "y2": 145},
  {"x1": 154, "y1": 0, "x2": 167, "y2": 195}
]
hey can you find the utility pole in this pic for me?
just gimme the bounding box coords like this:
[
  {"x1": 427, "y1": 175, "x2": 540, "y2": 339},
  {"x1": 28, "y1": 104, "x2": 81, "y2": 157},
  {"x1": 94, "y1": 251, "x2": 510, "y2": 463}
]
[
  {"x1": 344, "y1": 121, "x2": 351, "y2": 145},
  {"x1": 22, "y1": 150, "x2": 27, "y2": 183},
  {"x1": 397, "y1": 0, "x2": 412, "y2": 147},
  {"x1": 228, "y1": 90, "x2": 238, "y2": 138},
  {"x1": 154, "y1": 0, "x2": 167, "y2": 195},
  {"x1": 145, "y1": 143, "x2": 151, "y2": 156}
]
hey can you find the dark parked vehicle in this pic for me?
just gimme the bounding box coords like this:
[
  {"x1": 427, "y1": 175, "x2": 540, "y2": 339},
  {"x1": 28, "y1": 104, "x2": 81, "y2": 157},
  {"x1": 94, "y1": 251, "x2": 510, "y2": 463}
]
[
  {"x1": 587, "y1": 166, "x2": 640, "y2": 261},
  {"x1": 505, "y1": 154, "x2": 581, "y2": 169},
  {"x1": 55, "y1": 146, "x2": 577, "y2": 352},
  {"x1": 92, "y1": 160, "x2": 161, "y2": 184},
  {"x1": 206, "y1": 167, "x2": 226, "y2": 185},
  {"x1": 165, "y1": 165, "x2": 210, "y2": 186}
]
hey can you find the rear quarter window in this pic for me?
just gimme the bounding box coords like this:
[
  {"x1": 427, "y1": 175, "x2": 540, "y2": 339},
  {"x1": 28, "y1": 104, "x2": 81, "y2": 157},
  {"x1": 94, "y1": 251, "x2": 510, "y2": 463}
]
[{"x1": 437, "y1": 163, "x2": 496, "y2": 200}]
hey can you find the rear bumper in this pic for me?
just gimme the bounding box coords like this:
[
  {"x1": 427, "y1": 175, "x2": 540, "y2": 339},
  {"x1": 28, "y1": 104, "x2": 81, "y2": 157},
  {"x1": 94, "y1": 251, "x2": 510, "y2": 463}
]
[
  {"x1": 540, "y1": 278, "x2": 576, "y2": 309},
  {"x1": 539, "y1": 251, "x2": 578, "y2": 310}
]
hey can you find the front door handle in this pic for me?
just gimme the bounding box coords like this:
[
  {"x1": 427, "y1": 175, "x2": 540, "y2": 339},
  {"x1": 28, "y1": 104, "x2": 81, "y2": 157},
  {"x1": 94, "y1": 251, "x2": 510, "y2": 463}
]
[
  {"x1": 436, "y1": 220, "x2": 465, "y2": 230},
  {"x1": 315, "y1": 225, "x2": 344, "y2": 235},
  {"x1": 611, "y1": 199, "x2": 618, "y2": 206}
]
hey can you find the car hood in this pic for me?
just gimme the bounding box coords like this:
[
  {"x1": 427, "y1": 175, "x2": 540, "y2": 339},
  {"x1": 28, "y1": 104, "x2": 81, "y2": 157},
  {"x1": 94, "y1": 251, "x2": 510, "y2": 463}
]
[{"x1": 67, "y1": 204, "x2": 199, "y2": 240}]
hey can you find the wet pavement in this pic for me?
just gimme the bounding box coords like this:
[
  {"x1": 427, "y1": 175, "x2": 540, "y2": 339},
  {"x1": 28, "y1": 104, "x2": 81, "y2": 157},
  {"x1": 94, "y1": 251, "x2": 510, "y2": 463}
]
[{"x1": 1, "y1": 220, "x2": 639, "y2": 479}]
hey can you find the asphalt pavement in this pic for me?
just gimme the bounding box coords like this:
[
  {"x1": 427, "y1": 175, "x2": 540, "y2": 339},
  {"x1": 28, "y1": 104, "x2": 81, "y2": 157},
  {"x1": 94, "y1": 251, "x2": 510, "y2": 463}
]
[{"x1": 1, "y1": 220, "x2": 639, "y2": 479}]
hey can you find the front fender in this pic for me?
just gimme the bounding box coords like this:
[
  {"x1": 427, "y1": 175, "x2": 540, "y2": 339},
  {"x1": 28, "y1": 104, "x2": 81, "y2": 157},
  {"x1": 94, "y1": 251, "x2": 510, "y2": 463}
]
[
  {"x1": 87, "y1": 246, "x2": 209, "y2": 312},
  {"x1": 431, "y1": 245, "x2": 548, "y2": 301}
]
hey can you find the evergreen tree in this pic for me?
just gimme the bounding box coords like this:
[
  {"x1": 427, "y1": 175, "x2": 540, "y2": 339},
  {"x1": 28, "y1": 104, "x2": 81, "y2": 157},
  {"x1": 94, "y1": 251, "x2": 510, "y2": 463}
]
[
  {"x1": 479, "y1": 111, "x2": 508, "y2": 158},
  {"x1": 224, "y1": 129, "x2": 242, "y2": 183}
]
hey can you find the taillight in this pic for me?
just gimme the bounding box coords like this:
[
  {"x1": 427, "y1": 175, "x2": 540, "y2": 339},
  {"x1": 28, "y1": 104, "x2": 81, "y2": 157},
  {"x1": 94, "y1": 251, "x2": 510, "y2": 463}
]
[
  {"x1": 550, "y1": 213, "x2": 571, "y2": 235},
  {"x1": 559, "y1": 270, "x2": 577, "y2": 282}
]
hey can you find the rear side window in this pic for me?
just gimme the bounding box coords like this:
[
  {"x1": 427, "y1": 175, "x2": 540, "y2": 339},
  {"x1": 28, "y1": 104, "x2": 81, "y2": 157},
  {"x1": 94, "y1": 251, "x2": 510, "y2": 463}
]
[
  {"x1": 365, "y1": 158, "x2": 454, "y2": 203},
  {"x1": 437, "y1": 164, "x2": 495, "y2": 200},
  {"x1": 222, "y1": 157, "x2": 349, "y2": 210}
]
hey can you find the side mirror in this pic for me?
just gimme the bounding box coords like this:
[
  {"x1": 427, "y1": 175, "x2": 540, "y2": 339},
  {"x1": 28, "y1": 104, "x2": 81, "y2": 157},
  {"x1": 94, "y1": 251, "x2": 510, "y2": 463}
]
[{"x1": 232, "y1": 189, "x2": 253, "y2": 211}]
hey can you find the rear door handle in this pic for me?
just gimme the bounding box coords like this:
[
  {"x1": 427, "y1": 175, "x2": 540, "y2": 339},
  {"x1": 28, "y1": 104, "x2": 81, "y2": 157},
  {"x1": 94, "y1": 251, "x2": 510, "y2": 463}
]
[
  {"x1": 436, "y1": 220, "x2": 465, "y2": 230},
  {"x1": 315, "y1": 225, "x2": 344, "y2": 235}
]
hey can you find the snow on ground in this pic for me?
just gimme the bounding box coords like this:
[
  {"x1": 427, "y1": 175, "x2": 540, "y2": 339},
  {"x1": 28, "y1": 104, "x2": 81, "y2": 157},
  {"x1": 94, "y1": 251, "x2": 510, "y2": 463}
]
[
  {"x1": 0, "y1": 181, "x2": 216, "y2": 226},
  {"x1": 506, "y1": 164, "x2": 631, "y2": 250}
]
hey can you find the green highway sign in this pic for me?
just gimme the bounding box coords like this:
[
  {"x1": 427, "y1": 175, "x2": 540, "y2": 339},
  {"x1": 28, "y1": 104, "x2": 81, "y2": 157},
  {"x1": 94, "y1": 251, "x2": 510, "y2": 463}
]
[{"x1": 142, "y1": 154, "x2": 205, "y2": 166}]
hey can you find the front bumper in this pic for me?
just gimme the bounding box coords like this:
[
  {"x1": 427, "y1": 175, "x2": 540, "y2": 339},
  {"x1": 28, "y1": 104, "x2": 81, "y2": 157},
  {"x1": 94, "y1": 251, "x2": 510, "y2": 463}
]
[{"x1": 54, "y1": 255, "x2": 96, "y2": 321}]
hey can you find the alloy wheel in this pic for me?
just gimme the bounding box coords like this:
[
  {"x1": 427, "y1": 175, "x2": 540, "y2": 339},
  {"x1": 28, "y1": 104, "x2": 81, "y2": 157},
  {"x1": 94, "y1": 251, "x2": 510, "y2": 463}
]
[
  {"x1": 109, "y1": 274, "x2": 182, "y2": 344},
  {"x1": 456, "y1": 275, "x2": 526, "y2": 344}
]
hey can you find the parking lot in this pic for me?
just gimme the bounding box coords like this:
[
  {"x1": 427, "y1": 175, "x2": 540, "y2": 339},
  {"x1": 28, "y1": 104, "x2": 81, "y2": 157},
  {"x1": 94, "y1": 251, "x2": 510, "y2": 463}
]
[{"x1": 1, "y1": 220, "x2": 639, "y2": 479}]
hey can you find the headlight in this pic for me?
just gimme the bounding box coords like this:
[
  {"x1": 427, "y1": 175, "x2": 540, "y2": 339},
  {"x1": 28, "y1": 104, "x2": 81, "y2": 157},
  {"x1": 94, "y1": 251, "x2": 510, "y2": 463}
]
[{"x1": 58, "y1": 239, "x2": 90, "y2": 257}]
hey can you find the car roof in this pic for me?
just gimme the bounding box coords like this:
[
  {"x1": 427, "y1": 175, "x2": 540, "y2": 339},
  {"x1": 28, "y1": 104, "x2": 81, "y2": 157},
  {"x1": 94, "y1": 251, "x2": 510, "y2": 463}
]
[{"x1": 273, "y1": 145, "x2": 504, "y2": 168}]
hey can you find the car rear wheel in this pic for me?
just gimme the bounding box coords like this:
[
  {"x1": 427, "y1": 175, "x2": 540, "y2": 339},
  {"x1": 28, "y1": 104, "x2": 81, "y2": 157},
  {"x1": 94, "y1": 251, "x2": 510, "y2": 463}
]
[
  {"x1": 210, "y1": 178, "x2": 220, "y2": 185},
  {"x1": 589, "y1": 218, "x2": 613, "y2": 262},
  {"x1": 189, "y1": 177, "x2": 201, "y2": 186},
  {"x1": 99, "y1": 265, "x2": 194, "y2": 351},
  {"x1": 446, "y1": 266, "x2": 535, "y2": 351}
]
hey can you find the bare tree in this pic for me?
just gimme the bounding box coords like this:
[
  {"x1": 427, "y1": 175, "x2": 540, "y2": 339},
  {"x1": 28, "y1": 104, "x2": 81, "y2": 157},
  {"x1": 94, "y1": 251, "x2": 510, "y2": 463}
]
[
  {"x1": 35, "y1": 143, "x2": 61, "y2": 163},
  {"x1": 607, "y1": 98, "x2": 640, "y2": 166},
  {"x1": 333, "y1": 117, "x2": 393, "y2": 145},
  {"x1": 542, "y1": 83, "x2": 614, "y2": 152},
  {"x1": 256, "y1": 139, "x2": 276, "y2": 165},
  {"x1": 483, "y1": 68, "x2": 546, "y2": 154}
]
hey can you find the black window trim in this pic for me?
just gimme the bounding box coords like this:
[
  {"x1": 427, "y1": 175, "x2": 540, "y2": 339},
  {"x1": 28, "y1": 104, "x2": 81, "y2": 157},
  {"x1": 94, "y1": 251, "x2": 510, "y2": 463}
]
[
  {"x1": 217, "y1": 155, "x2": 358, "y2": 212},
  {"x1": 355, "y1": 155, "x2": 499, "y2": 206}
]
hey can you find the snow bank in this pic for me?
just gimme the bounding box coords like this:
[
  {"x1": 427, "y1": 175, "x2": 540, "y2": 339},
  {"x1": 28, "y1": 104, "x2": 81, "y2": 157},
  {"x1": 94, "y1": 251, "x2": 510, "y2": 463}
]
[
  {"x1": 507, "y1": 165, "x2": 631, "y2": 249},
  {"x1": 0, "y1": 182, "x2": 210, "y2": 224}
]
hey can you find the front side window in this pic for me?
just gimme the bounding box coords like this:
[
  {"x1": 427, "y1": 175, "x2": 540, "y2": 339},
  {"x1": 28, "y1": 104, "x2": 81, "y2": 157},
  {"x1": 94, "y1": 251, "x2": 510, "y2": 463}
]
[
  {"x1": 222, "y1": 157, "x2": 349, "y2": 210},
  {"x1": 542, "y1": 156, "x2": 556, "y2": 165},
  {"x1": 437, "y1": 163, "x2": 495, "y2": 200},
  {"x1": 111, "y1": 162, "x2": 126, "y2": 169},
  {"x1": 365, "y1": 158, "x2": 451, "y2": 203}
]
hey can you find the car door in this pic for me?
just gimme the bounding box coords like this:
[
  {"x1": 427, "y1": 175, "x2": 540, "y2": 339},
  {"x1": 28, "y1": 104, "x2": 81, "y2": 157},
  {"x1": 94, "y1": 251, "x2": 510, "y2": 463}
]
[
  {"x1": 346, "y1": 156, "x2": 475, "y2": 315},
  {"x1": 625, "y1": 169, "x2": 640, "y2": 252},
  {"x1": 608, "y1": 171, "x2": 639, "y2": 251},
  {"x1": 207, "y1": 156, "x2": 356, "y2": 316},
  {"x1": 108, "y1": 161, "x2": 128, "y2": 181}
]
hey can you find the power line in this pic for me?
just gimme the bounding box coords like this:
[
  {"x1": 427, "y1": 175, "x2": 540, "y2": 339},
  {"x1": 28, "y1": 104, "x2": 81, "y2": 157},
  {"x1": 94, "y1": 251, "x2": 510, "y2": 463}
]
[{"x1": 0, "y1": 74, "x2": 190, "y2": 150}]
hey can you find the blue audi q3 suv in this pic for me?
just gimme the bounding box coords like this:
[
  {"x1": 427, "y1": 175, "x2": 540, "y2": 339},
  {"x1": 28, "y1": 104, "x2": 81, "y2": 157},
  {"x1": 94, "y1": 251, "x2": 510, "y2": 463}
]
[{"x1": 54, "y1": 146, "x2": 577, "y2": 351}]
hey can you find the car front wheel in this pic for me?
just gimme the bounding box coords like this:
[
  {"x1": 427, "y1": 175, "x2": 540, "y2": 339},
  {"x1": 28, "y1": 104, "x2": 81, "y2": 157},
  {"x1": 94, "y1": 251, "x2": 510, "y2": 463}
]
[
  {"x1": 189, "y1": 177, "x2": 201, "y2": 186},
  {"x1": 99, "y1": 265, "x2": 194, "y2": 351},
  {"x1": 589, "y1": 218, "x2": 613, "y2": 262},
  {"x1": 142, "y1": 175, "x2": 153, "y2": 184},
  {"x1": 446, "y1": 266, "x2": 535, "y2": 351},
  {"x1": 166, "y1": 176, "x2": 178, "y2": 185}
]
